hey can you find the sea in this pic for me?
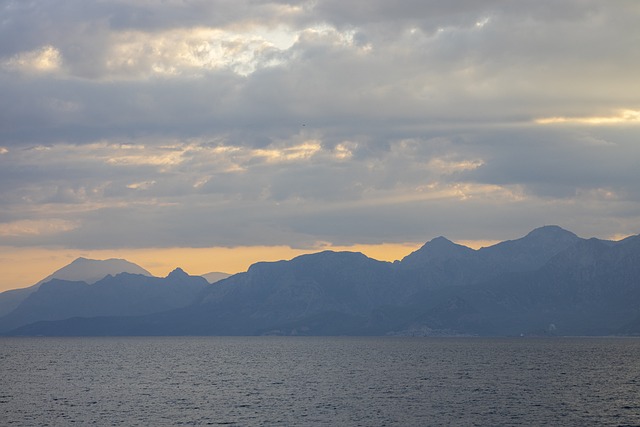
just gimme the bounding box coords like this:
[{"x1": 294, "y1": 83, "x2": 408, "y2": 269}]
[{"x1": 2, "y1": 336, "x2": 640, "y2": 426}]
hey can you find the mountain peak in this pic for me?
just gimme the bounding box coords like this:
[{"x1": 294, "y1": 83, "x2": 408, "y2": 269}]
[
  {"x1": 525, "y1": 225, "x2": 578, "y2": 239},
  {"x1": 427, "y1": 236, "x2": 455, "y2": 246},
  {"x1": 479, "y1": 225, "x2": 583, "y2": 272},
  {"x1": 37, "y1": 257, "x2": 152, "y2": 286},
  {"x1": 70, "y1": 256, "x2": 127, "y2": 264},
  {"x1": 167, "y1": 267, "x2": 189, "y2": 279},
  {"x1": 400, "y1": 236, "x2": 474, "y2": 267},
  {"x1": 419, "y1": 236, "x2": 473, "y2": 253}
]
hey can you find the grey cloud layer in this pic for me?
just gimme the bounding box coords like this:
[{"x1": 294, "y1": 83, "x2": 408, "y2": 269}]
[{"x1": 1, "y1": 0, "x2": 639, "y2": 248}]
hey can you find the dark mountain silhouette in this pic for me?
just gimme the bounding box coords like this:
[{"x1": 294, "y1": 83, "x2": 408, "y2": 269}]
[
  {"x1": 454, "y1": 235, "x2": 640, "y2": 336},
  {"x1": 393, "y1": 225, "x2": 584, "y2": 293},
  {"x1": 5, "y1": 226, "x2": 640, "y2": 337},
  {"x1": 401, "y1": 236, "x2": 475, "y2": 266},
  {"x1": 478, "y1": 225, "x2": 582, "y2": 271},
  {"x1": 0, "y1": 257, "x2": 152, "y2": 317},
  {"x1": 0, "y1": 268, "x2": 207, "y2": 333}
]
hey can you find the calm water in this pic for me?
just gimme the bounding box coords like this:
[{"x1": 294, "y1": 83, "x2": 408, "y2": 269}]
[{"x1": 2, "y1": 337, "x2": 640, "y2": 426}]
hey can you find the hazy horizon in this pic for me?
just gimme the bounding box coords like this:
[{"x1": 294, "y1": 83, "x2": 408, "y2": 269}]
[{"x1": 1, "y1": 225, "x2": 635, "y2": 292}]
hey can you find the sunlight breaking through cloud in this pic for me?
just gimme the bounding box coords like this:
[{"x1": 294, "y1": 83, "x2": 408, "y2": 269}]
[
  {"x1": 252, "y1": 141, "x2": 322, "y2": 163},
  {"x1": 536, "y1": 110, "x2": 640, "y2": 125},
  {"x1": 2, "y1": 45, "x2": 62, "y2": 74},
  {"x1": 104, "y1": 26, "x2": 299, "y2": 77}
]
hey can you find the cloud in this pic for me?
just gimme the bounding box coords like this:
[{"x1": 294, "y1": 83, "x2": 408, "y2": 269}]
[
  {"x1": 536, "y1": 110, "x2": 640, "y2": 125},
  {"x1": 3, "y1": 124, "x2": 639, "y2": 250},
  {"x1": 2, "y1": 45, "x2": 62, "y2": 74},
  {"x1": 96, "y1": 26, "x2": 298, "y2": 79},
  {"x1": 3, "y1": 1, "x2": 639, "y2": 143},
  {"x1": 0, "y1": 219, "x2": 78, "y2": 237},
  {"x1": 1, "y1": 0, "x2": 639, "y2": 255}
]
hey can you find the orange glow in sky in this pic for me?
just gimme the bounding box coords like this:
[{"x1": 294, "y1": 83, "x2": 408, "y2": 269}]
[
  {"x1": 0, "y1": 239, "x2": 519, "y2": 292},
  {"x1": 0, "y1": 244, "x2": 409, "y2": 292}
]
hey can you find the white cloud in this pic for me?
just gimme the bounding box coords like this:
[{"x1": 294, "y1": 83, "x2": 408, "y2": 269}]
[
  {"x1": 252, "y1": 141, "x2": 322, "y2": 163},
  {"x1": 127, "y1": 180, "x2": 156, "y2": 190},
  {"x1": 101, "y1": 26, "x2": 297, "y2": 78},
  {"x1": 333, "y1": 142, "x2": 357, "y2": 160},
  {"x1": 61, "y1": 21, "x2": 373, "y2": 80},
  {"x1": 2, "y1": 45, "x2": 62, "y2": 74}
]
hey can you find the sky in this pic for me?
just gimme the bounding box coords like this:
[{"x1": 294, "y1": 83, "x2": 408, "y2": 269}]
[{"x1": 1, "y1": 0, "x2": 639, "y2": 291}]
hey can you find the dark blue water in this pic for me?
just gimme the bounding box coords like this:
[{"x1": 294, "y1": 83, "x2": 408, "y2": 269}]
[{"x1": 2, "y1": 337, "x2": 640, "y2": 426}]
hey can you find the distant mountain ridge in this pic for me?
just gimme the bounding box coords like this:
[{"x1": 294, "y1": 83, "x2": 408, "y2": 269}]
[
  {"x1": 0, "y1": 257, "x2": 152, "y2": 317},
  {"x1": 4, "y1": 226, "x2": 640, "y2": 337},
  {"x1": 36, "y1": 257, "x2": 152, "y2": 285},
  {"x1": 478, "y1": 225, "x2": 582, "y2": 271},
  {"x1": 0, "y1": 268, "x2": 207, "y2": 333}
]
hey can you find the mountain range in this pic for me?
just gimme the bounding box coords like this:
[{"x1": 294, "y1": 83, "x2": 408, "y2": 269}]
[
  {"x1": 2, "y1": 225, "x2": 640, "y2": 336},
  {"x1": 0, "y1": 257, "x2": 152, "y2": 318}
]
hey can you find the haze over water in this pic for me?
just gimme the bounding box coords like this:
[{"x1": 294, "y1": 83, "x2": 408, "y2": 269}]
[{"x1": 2, "y1": 336, "x2": 640, "y2": 426}]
